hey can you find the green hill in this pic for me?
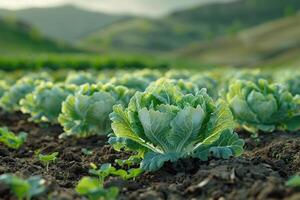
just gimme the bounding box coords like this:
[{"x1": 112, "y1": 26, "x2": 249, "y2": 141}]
[
  {"x1": 0, "y1": 5, "x2": 129, "y2": 43},
  {"x1": 0, "y1": 17, "x2": 76, "y2": 54},
  {"x1": 176, "y1": 14, "x2": 300, "y2": 67},
  {"x1": 80, "y1": 0, "x2": 300, "y2": 53}
]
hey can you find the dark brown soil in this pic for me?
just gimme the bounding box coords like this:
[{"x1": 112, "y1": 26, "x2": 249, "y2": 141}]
[{"x1": 0, "y1": 110, "x2": 300, "y2": 200}]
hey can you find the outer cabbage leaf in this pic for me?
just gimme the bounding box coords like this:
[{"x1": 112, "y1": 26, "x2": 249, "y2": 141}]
[
  {"x1": 140, "y1": 152, "x2": 181, "y2": 172},
  {"x1": 193, "y1": 130, "x2": 244, "y2": 161}
]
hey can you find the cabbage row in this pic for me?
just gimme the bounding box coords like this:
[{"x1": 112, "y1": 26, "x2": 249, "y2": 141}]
[{"x1": 0, "y1": 68, "x2": 299, "y2": 171}]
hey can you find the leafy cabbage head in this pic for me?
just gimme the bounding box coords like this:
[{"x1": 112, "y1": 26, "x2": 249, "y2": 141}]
[
  {"x1": 190, "y1": 74, "x2": 219, "y2": 99},
  {"x1": 226, "y1": 79, "x2": 300, "y2": 133},
  {"x1": 133, "y1": 69, "x2": 162, "y2": 82},
  {"x1": 65, "y1": 72, "x2": 96, "y2": 86},
  {"x1": 0, "y1": 81, "x2": 9, "y2": 98},
  {"x1": 284, "y1": 74, "x2": 300, "y2": 96},
  {"x1": 165, "y1": 70, "x2": 192, "y2": 80},
  {"x1": 20, "y1": 82, "x2": 76, "y2": 123},
  {"x1": 0, "y1": 78, "x2": 41, "y2": 112},
  {"x1": 109, "y1": 74, "x2": 151, "y2": 92},
  {"x1": 109, "y1": 78, "x2": 244, "y2": 171},
  {"x1": 58, "y1": 83, "x2": 131, "y2": 138}
]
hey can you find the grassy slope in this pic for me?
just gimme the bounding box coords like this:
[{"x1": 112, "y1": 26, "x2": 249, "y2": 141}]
[
  {"x1": 0, "y1": 17, "x2": 76, "y2": 54},
  {"x1": 0, "y1": 5, "x2": 129, "y2": 43},
  {"x1": 80, "y1": 0, "x2": 300, "y2": 53},
  {"x1": 176, "y1": 14, "x2": 300, "y2": 67}
]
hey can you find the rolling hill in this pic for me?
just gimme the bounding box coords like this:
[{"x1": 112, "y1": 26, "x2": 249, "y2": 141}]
[
  {"x1": 0, "y1": 17, "x2": 76, "y2": 54},
  {"x1": 176, "y1": 13, "x2": 300, "y2": 67},
  {"x1": 0, "y1": 5, "x2": 130, "y2": 43},
  {"x1": 80, "y1": 0, "x2": 300, "y2": 53}
]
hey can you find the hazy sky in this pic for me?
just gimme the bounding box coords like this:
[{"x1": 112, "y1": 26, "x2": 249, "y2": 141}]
[{"x1": 0, "y1": 0, "x2": 234, "y2": 16}]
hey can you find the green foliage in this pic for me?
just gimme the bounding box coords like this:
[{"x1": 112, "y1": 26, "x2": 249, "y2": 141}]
[
  {"x1": 0, "y1": 54, "x2": 168, "y2": 71},
  {"x1": 65, "y1": 72, "x2": 96, "y2": 85},
  {"x1": 0, "y1": 127, "x2": 27, "y2": 149},
  {"x1": 132, "y1": 69, "x2": 162, "y2": 82},
  {"x1": 38, "y1": 152, "x2": 59, "y2": 171},
  {"x1": 81, "y1": 0, "x2": 300, "y2": 53},
  {"x1": 165, "y1": 70, "x2": 192, "y2": 80},
  {"x1": 109, "y1": 78, "x2": 244, "y2": 171},
  {"x1": 0, "y1": 78, "x2": 39, "y2": 112},
  {"x1": 286, "y1": 175, "x2": 300, "y2": 187},
  {"x1": 226, "y1": 79, "x2": 300, "y2": 134},
  {"x1": 115, "y1": 155, "x2": 142, "y2": 168},
  {"x1": 190, "y1": 74, "x2": 219, "y2": 99},
  {"x1": 76, "y1": 176, "x2": 119, "y2": 200},
  {"x1": 0, "y1": 80, "x2": 9, "y2": 98},
  {"x1": 82, "y1": 148, "x2": 94, "y2": 156},
  {"x1": 20, "y1": 82, "x2": 76, "y2": 123},
  {"x1": 0, "y1": 17, "x2": 74, "y2": 55},
  {"x1": 58, "y1": 83, "x2": 131, "y2": 138},
  {"x1": 109, "y1": 74, "x2": 151, "y2": 92},
  {"x1": 89, "y1": 163, "x2": 143, "y2": 181},
  {"x1": 0, "y1": 174, "x2": 45, "y2": 200},
  {"x1": 284, "y1": 74, "x2": 300, "y2": 96}
]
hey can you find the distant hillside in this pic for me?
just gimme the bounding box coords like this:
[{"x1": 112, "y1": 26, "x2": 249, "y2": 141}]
[
  {"x1": 0, "y1": 17, "x2": 76, "y2": 54},
  {"x1": 80, "y1": 0, "x2": 300, "y2": 53},
  {"x1": 0, "y1": 5, "x2": 129, "y2": 43},
  {"x1": 176, "y1": 14, "x2": 300, "y2": 67}
]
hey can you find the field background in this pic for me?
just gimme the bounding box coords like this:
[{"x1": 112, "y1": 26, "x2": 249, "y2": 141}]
[{"x1": 0, "y1": 0, "x2": 300, "y2": 69}]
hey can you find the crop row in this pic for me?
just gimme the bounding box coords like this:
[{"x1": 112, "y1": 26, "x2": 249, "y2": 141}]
[{"x1": 0, "y1": 68, "x2": 300, "y2": 199}]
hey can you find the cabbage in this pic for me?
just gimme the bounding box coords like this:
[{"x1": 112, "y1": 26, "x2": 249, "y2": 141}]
[
  {"x1": 109, "y1": 79, "x2": 244, "y2": 171},
  {"x1": 20, "y1": 82, "x2": 76, "y2": 123},
  {"x1": 58, "y1": 83, "x2": 131, "y2": 138},
  {"x1": 226, "y1": 79, "x2": 300, "y2": 133}
]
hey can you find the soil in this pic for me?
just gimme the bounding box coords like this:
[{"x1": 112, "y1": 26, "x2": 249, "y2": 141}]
[{"x1": 0, "y1": 110, "x2": 300, "y2": 200}]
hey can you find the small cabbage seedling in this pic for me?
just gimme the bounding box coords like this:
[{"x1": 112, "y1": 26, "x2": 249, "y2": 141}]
[
  {"x1": 89, "y1": 163, "x2": 143, "y2": 181},
  {"x1": 115, "y1": 155, "x2": 142, "y2": 168},
  {"x1": 38, "y1": 152, "x2": 59, "y2": 171},
  {"x1": 82, "y1": 148, "x2": 94, "y2": 156},
  {"x1": 286, "y1": 175, "x2": 300, "y2": 187},
  {"x1": 0, "y1": 174, "x2": 45, "y2": 200},
  {"x1": 0, "y1": 127, "x2": 27, "y2": 149},
  {"x1": 76, "y1": 176, "x2": 119, "y2": 200}
]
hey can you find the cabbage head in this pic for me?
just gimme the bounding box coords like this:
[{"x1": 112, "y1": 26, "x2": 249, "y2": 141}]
[
  {"x1": 20, "y1": 82, "x2": 76, "y2": 123},
  {"x1": 58, "y1": 83, "x2": 131, "y2": 138},
  {"x1": 109, "y1": 79, "x2": 244, "y2": 171},
  {"x1": 226, "y1": 79, "x2": 300, "y2": 134}
]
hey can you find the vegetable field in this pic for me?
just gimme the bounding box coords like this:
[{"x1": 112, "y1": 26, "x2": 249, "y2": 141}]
[{"x1": 0, "y1": 68, "x2": 300, "y2": 200}]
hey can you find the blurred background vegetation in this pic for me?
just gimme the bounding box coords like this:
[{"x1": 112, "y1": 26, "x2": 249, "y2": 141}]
[{"x1": 0, "y1": 0, "x2": 300, "y2": 69}]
